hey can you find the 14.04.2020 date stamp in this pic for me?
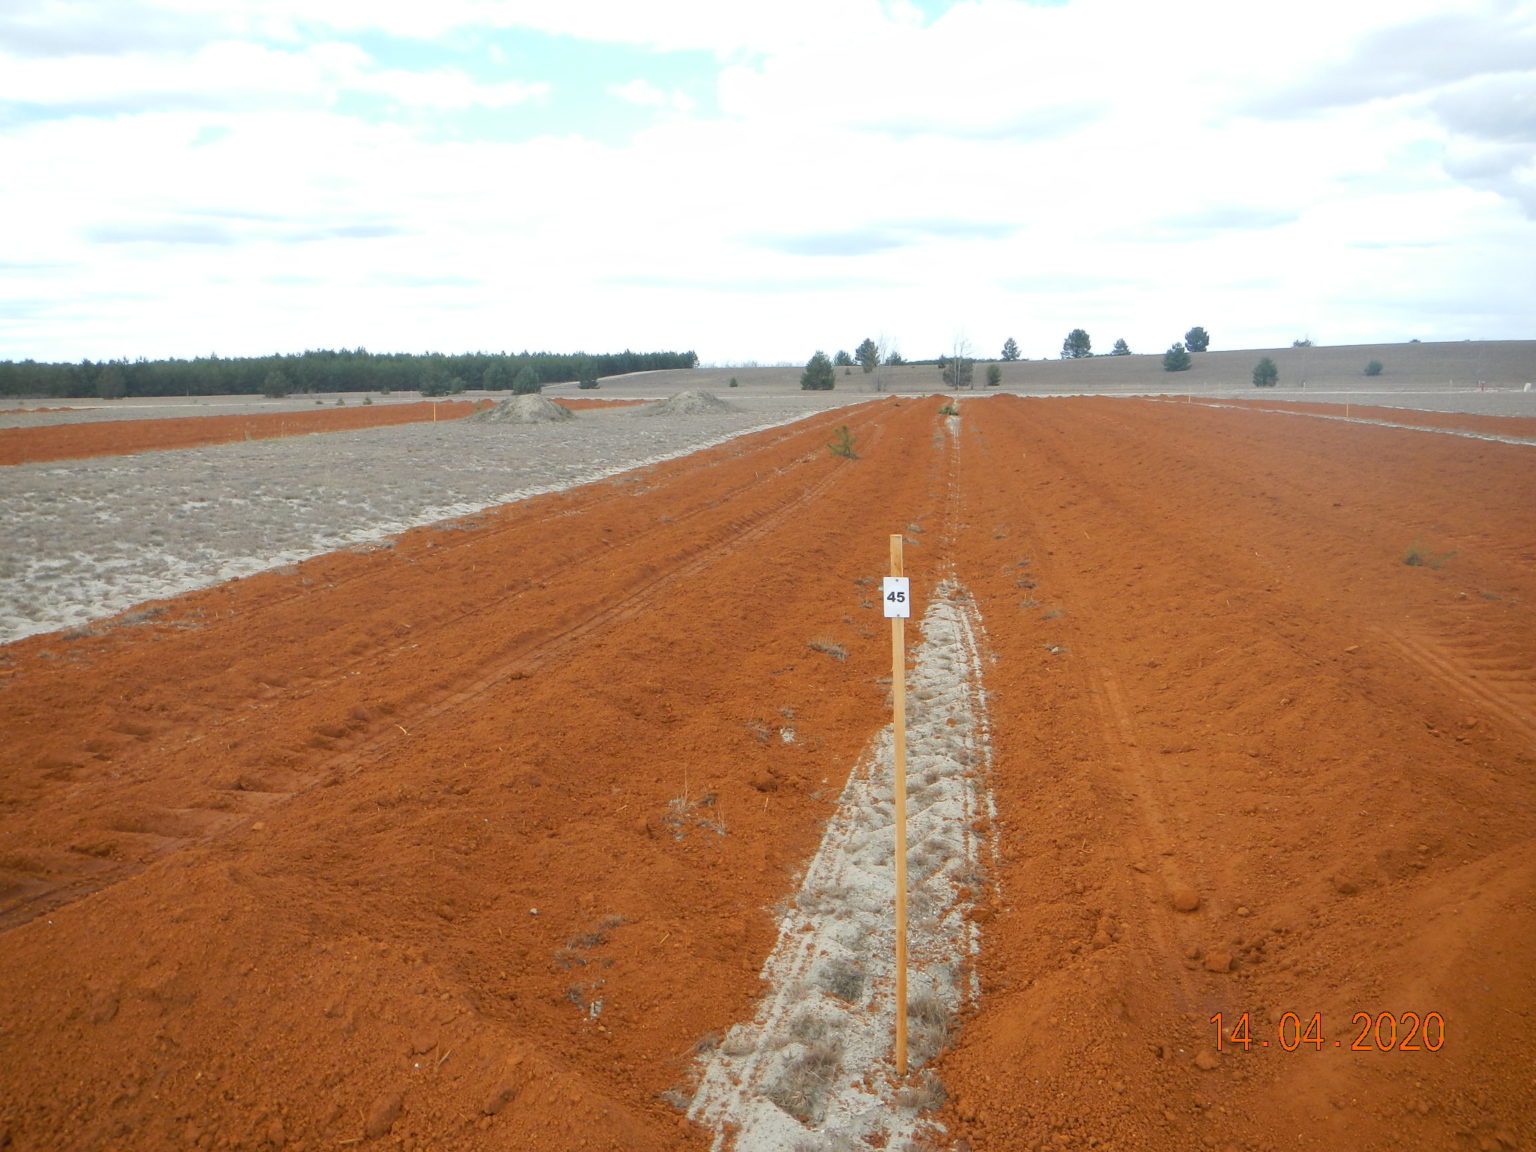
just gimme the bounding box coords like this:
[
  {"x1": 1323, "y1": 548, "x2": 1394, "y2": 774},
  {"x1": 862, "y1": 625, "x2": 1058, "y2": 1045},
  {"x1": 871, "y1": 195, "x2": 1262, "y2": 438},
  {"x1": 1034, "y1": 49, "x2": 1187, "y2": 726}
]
[{"x1": 1210, "y1": 1011, "x2": 1445, "y2": 1053}]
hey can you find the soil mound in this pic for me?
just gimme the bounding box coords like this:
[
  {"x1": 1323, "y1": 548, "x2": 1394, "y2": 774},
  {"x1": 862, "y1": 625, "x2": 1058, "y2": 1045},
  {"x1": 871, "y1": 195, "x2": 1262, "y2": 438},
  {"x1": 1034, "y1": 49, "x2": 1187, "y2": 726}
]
[
  {"x1": 640, "y1": 389, "x2": 737, "y2": 416},
  {"x1": 469, "y1": 394, "x2": 574, "y2": 424}
]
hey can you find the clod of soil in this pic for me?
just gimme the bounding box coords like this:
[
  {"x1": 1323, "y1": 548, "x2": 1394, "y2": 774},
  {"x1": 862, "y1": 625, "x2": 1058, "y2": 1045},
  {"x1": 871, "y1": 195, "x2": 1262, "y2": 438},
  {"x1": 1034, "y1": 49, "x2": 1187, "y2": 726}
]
[
  {"x1": 1202, "y1": 949, "x2": 1234, "y2": 973},
  {"x1": 469, "y1": 394, "x2": 574, "y2": 423},
  {"x1": 1170, "y1": 885, "x2": 1202, "y2": 912},
  {"x1": 363, "y1": 1091, "x2": 403, "y2": 1139},
  {"x1": 640, "y1": 390, "x2": 737, "y2": 416}
]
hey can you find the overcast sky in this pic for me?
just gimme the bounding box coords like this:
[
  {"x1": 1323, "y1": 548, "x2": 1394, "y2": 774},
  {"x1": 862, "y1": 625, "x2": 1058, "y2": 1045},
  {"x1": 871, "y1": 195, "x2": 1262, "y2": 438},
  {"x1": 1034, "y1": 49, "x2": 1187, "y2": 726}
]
[{"x1": 2, "y1": 0, "x2": 1533, "y2": 366}]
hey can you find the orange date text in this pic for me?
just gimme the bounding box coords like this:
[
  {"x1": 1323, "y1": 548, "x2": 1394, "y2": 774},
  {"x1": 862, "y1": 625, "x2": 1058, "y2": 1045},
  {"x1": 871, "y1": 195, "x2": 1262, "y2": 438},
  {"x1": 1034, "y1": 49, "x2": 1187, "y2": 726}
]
[{"x1": 1209, "y1": 1011, "x2": 1445, "y2": 1053}]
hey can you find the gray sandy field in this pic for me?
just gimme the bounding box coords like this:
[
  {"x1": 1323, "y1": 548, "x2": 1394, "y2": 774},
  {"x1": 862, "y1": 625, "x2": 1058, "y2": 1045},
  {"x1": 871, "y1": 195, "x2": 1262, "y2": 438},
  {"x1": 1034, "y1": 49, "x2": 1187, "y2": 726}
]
[{"x1": 0, "y1": 394, "x2": 863, "y2": 646}]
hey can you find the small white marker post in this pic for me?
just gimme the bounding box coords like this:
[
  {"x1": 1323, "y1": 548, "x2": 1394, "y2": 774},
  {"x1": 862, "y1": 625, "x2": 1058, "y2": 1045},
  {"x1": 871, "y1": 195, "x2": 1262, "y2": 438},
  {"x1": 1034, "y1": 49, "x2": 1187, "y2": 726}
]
[{"x1": 883, "y1": 535, "x2": 911, "y2": 1078}]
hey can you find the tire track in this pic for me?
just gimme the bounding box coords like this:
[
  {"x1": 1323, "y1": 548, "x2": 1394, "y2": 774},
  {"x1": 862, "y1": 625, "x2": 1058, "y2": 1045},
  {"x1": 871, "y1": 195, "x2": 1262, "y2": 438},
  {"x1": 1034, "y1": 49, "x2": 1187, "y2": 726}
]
[{"x1": 1384, "y1": 630, "x2": 1536, "y2": 747}]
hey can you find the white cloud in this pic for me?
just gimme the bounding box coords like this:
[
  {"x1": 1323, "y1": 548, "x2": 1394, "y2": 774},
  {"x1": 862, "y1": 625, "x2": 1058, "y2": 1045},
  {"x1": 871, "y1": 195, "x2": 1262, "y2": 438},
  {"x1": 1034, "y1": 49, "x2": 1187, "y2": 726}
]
[
  {"x1": 608, "y1": 79, "x2": 694, "y2": 112},
  {"x1": 1, "y1": 0, "x2": 1534, "y2": 365},
  {"x1": 0, "y1": 37, "x2": 547, "y2": 114}
]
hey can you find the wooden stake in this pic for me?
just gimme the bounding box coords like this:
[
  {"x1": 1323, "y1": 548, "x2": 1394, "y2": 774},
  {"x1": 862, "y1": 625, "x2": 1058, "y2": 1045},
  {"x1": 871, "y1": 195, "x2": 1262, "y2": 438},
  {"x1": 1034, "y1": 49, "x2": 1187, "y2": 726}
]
[{"x1": 890, "y1": 532, "x2": 909, "y2": 1078}]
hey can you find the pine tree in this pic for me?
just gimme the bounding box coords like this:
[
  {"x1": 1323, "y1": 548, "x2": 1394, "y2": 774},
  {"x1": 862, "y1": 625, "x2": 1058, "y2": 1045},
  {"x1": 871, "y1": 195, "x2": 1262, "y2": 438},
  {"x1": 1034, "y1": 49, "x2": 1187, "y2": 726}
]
[
  {"x1": 855, "y1": 338, "x2": 880, "y2": 373},
  {"x1": 1162, "y1": 343, "x2": 1192, "y2": 372},
  {"x1": 1061, "y1": 329, "x2": 1092, "y2": 359},
  {"x1": 801, "y1": 351, "x2": 836, "y2": 391},
  {"x1": 511, "y1": 364, "x2": 540, "y2": 394}
]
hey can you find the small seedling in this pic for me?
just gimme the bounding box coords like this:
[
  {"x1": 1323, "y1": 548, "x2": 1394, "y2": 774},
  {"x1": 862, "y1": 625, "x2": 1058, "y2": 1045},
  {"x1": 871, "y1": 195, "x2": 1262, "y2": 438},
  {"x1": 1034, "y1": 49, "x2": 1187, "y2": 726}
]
[
  {"x1": 828, "y1": 426, "x2": 858, "y2": 460},
  {"x1": 1403, "y1": 540, "x2": 1457, "y2": 569},
  {"x1": 937, "y1": 403, "x2": 959, "y2": 416}
]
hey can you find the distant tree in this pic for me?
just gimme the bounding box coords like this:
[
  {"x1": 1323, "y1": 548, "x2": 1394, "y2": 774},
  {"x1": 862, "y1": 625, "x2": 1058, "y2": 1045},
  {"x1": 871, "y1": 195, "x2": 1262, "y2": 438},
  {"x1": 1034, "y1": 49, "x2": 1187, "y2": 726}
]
[
  {"x1": 870, "y1": 334, "x2": 896, "y2": 391},
  {"x1": 1111, "y1": 338, "x2": 1131, "y2": 356},
  {"x1": 801, "y1": 350, "x2": 836, "y2": 391},
  {"x1": 482, "y1": 361, "x2": 511, "y2": 390},
  {"x1": 511, "y1": 364, "x2": 540, "y2": 394},
  {"x1": 95, "y1": 363, "x2": 126, "y2": 400},
  {"x1": 854, "y1": 337, "x2": 880, "y2": 374},
  {"x1": 1061, "y1": 329, "x2": 1092, "y2": 359},
  {"x1": 1364, "y1": 360, "x2": 1384, "y2": 377},
  {"x1": 1000, "y1": 337, "x2": 1021, "y2": 362},
  {"x1": 419, "y1": 361, "x2": 453, "y2": 397},
  {"x1": 985, "y1": 363, "x2": 1002, "y2": 387},
  {"x1": 1184, "y1": 326, "x2": 1210, "y2": 353},
  {"x1": 833, "y1": 349, "x2": 855, "y2": 367},
  {"x1": 576, "y1": 356, "x2": 600, "y2": 389},
  {"x1": 942, "y1": 336, "x2": 975, "y2": 389},
  {"x1": 1253, "y1": 356, "x2": 1279, "y2": 387},
  {"x1": 260, "y1": 370, "x2": 291, "y2": 399},
  {"x1": 885, "y1": 350, "x2": 906, "y2": 366},
  {"x1": 728, "y1": 376, "x2": 739, "y2": 388},
  {"x1": 1292, "y1": 337, "x2": 1313, "y2": 348},
  {"x1": 1162, "y1": 343, "x2": 1192, "y2": 372}
]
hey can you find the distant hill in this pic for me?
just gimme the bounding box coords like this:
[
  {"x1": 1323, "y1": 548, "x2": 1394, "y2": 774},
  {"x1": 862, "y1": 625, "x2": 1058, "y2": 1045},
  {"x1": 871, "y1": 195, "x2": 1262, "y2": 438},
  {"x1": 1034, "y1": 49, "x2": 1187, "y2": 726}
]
[{"x1": 597, "y1": 340, "x2": 1536, "y2": 397}]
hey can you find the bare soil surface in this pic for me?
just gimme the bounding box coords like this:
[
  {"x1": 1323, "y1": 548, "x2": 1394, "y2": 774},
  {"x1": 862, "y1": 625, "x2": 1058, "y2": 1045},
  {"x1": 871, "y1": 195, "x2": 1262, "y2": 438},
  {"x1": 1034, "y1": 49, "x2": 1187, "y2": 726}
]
[
  {"x1": 0, "y1": 400, "x2": 491, "y2": 466},
  {"x1": 1, "y1": 396, "x2": 1533, "y2": 1151}
]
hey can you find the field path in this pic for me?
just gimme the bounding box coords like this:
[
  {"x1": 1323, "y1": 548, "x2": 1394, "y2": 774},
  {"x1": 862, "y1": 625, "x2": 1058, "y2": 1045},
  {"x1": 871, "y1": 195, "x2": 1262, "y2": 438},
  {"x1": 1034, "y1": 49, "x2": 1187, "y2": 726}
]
[{"x1": 1, "y1": 396, "x2": 1533, "y2": 1150}]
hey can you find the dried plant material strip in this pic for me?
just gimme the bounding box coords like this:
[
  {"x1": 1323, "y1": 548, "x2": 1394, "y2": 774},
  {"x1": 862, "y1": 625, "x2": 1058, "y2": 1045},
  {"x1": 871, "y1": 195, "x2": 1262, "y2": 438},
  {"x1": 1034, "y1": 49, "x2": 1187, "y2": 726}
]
[{"x1": 688, "y1": 580, "x2": 994, "y2": 1151}]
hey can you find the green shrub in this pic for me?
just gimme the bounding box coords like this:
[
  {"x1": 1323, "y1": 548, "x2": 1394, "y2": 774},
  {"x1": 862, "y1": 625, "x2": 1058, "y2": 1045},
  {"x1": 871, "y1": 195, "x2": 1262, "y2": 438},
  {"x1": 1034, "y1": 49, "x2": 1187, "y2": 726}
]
[
  {"x1": 1252, "y1": 357, "x2": 1279, "y2": 388},
  {"x1": 1365, "y1": 360, "x2": 1383, "y2": 377},
  {"x1": 801, "y1": 351, "x2": 836, "y2": 391},
  {"x1": 1162, "y1": 343, "x2": 1192, "y2": 372}
]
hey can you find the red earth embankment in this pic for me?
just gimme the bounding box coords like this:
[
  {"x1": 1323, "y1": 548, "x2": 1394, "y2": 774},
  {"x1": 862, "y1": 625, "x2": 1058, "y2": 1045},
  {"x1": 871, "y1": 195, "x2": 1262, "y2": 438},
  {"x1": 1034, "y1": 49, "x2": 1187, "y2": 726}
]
[
  {"x1": 0, "y1": 396, "x2": 1533, "y2": 1150},
  {"x1": 0, "y1": 400, "x2": 492, "y2": 466},
  {"x1": 553, "y1": 397, "x2": 649, "y2": 411}
]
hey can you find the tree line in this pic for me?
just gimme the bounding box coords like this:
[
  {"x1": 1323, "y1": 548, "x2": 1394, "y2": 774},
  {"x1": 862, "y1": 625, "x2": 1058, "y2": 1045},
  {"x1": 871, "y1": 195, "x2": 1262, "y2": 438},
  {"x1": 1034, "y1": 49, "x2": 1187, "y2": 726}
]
[{"x1": 0, "y1": 347, "x2": 700, "y2": 400}]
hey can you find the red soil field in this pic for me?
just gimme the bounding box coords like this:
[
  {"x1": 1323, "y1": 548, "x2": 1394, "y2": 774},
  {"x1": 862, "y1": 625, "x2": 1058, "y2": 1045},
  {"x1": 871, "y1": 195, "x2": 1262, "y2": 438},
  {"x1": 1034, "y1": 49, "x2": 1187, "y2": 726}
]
[
  {"x1": 0, "y1": 400, "x2": 491, "y2": 466},
  {"x1": 552, "y1": 397, "x2": 649, "y2": 411},
  {"x1": 1, "y1": 396, "x2": 1533, "y2": 1151}
]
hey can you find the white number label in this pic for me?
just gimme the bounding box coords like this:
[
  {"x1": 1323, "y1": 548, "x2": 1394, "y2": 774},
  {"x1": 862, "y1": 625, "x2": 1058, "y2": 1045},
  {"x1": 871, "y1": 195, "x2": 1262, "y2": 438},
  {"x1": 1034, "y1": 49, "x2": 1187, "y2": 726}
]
[{"x1": 882, "y1": 577, "x2": 911, "y2": 618}]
